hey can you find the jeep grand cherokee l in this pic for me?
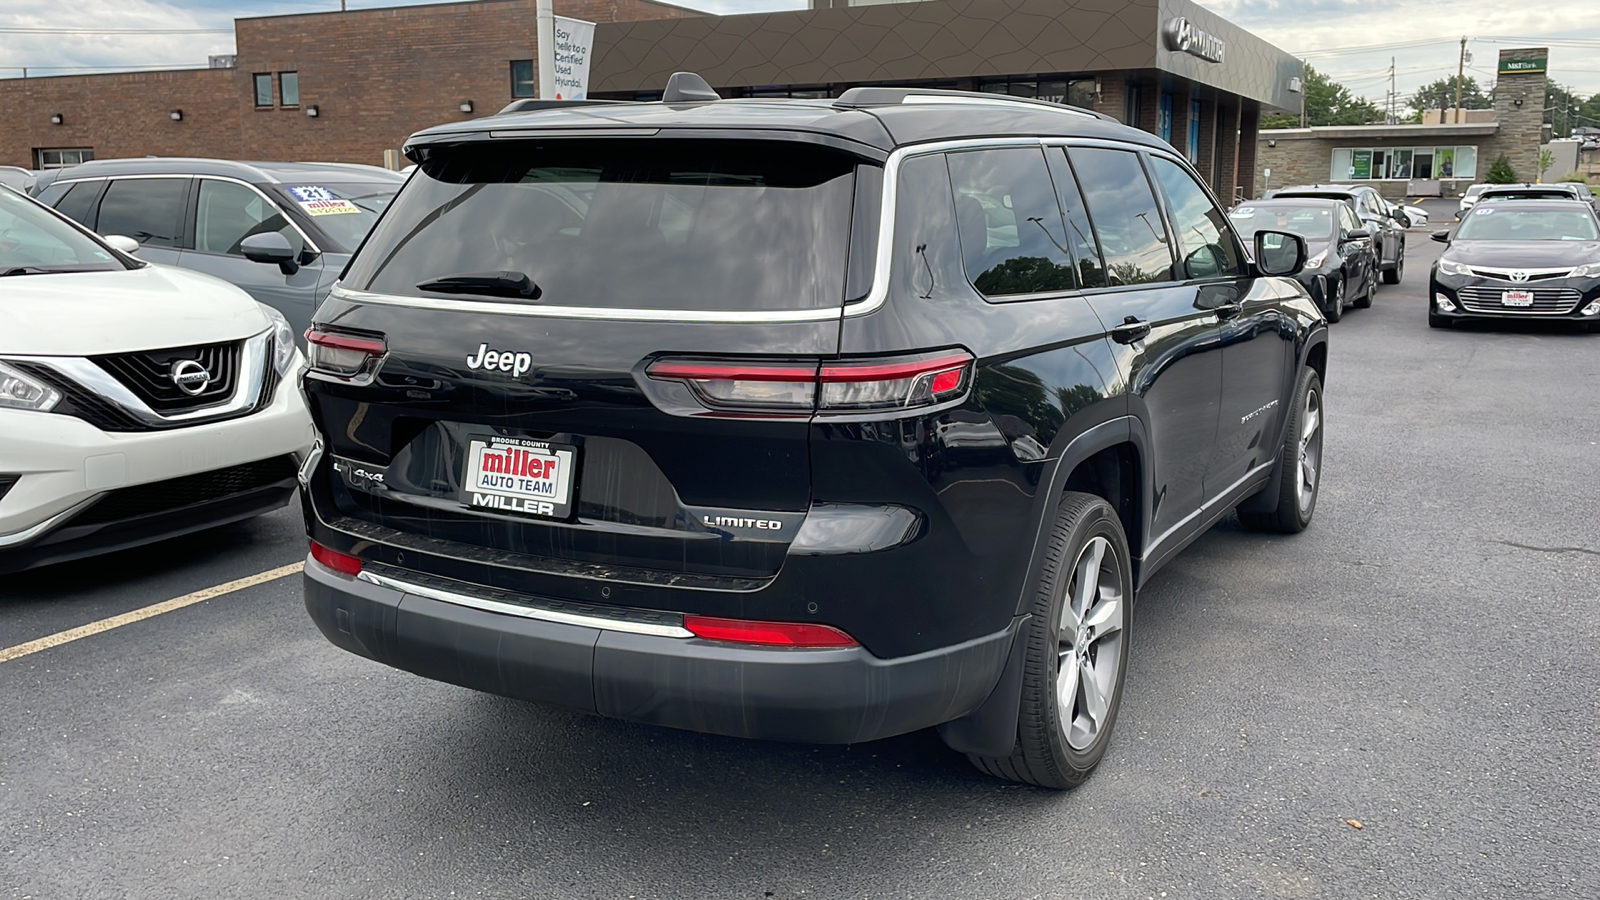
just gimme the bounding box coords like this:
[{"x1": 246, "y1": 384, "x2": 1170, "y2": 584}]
[{"x1": 299, "y1": 77, "x2": 1328, "y2": 789}]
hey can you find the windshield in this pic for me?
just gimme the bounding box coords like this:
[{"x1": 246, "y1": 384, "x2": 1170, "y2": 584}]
[
  {"x1": 271, "y1": 182, "x2": 397, "y2": 253},
  {"x1": 1229, "y1": 205, "x2": 1336, "y2": 241},
  {"x1": 1455, "y1": 207, "x2": 1600, "y2": 241},
  {"x1": 0, "y1": 186, "x2": 125, "y2": 274},
  {"x1": 344, "y1": 140, "x2": 857, "y2": 312}
]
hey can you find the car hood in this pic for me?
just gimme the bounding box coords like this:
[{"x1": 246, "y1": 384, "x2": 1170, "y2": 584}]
[
  {"x1": 0, "y1": 264, "x2": 269, "y2": 356},
  {"x1": 1444, "y1": 241, "x2": 1600, "y2": 270}
]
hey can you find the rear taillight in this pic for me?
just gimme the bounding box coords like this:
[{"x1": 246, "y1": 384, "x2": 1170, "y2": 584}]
[
  {"x1": 310, "y1": 540, "x2": 362, "y2": 576},
  {"x1": 305, "y1": 327, "x2": 386, "y2": 378},
  {"x1": 683, "y1": 615, "x2": 858, "y2": 647},
  {"x1": 645, "y1": 350, "x2": 972, "y2": 416},
  {"x1": 644, "y1": 359, "x2": 819, "y2": 411}
]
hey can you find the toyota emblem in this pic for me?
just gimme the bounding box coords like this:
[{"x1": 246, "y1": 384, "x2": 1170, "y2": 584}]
[
  {"x1": 170, "y1": 359, "x2": 212, "y2": 396},
  {"x1": 1509, "y1": 270, "x2": 1530, "y2": 283}
]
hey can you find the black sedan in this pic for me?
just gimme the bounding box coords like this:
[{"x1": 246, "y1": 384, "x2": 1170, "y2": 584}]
[
  {"x1": 1429, "y1": 200, "x2": 1600, "y2": 330},
  {"x1": 1231, "y1": 198, "x2": 1376, "y2": 322}
]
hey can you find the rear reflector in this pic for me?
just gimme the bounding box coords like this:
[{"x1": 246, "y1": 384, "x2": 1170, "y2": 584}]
[
  {"x1": 310, "y1": 540, "x2": 362, "y2": 576},
  {"x1": 683, "y1": 615, "x2": 858, "y2": 647}
]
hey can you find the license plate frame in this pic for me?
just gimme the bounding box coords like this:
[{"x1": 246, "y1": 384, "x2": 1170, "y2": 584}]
[
  {"x1": 1501, "y1": 290, "x2": 1535, "y2": 307},
  {"x1": 460, "y1": 435, "x2": 577, "y2": 520}
]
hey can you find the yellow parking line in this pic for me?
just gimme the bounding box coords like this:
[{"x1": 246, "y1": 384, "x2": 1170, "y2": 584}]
[{"x1": 0, "y1": 561, "x2": 303, "y2": 664}]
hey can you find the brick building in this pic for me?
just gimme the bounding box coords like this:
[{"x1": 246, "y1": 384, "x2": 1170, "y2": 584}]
[
  {"x1": 1, "y1": 0, "x2": 1303, "y2": 199},
  {"x1": 1255, "y1": 47, "x2": 1551, "y2": 199}
]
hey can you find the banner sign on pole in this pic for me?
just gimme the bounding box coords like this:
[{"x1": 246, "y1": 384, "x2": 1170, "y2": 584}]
[{"x1": 552, "y1": 16, "x2": 596, "y2": 100}]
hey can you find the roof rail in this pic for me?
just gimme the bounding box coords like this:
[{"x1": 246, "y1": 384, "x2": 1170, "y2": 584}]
[
  {"x1": 494, "y1": 98, "x2": 626, "y2": 115},
  {"x1": 662, "y1": 71, "x2": 720, "y2": 103},
  {"x1": 831, "y1": 87, "x2": 1113, "y2": 121}
]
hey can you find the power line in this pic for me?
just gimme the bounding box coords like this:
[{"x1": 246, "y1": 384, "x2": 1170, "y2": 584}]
[{"x1": 0, "y1": 26, "x2": 231, "y2": 34}]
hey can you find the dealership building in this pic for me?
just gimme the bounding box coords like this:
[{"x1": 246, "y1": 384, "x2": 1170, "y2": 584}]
[
  {"x1": 1255, "y1": 47, "x2": 1552, "y2": 199},
  {"x1": 0, "y1": 0, "x2": 1303, "y2": 199}
]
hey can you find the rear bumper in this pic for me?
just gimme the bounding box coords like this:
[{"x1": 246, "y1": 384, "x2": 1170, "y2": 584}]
[{"x1": 304, "y1": 556, "x2": 1018, "y2": 744}]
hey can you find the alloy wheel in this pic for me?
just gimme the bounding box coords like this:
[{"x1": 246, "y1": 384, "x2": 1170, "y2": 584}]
[
  {"x1": 1057, "y1": 536, "x2": 1126, "y2": 751},
  {"x1": 1296, "y1": 386, "x2": 1322, "y2": 513}
]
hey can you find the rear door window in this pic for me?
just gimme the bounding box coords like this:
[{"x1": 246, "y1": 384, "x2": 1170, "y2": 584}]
[
  {"x1": 346, "y1": 140, "x2": 858, "y2": 312},
  {"x1": 96, "y1": 178, "x2": 188, "y2": 248},
  {"x1": 946, "y1": 147, "x2": 1078, "y2": 298},
  {"x1": 1066, "y1": 147, "x2": 1175, "y2": 286}
]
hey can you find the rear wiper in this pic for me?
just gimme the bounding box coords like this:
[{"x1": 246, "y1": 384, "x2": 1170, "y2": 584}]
[
  {"x1": 1, "y1": 266, "x2": 51, "y2": 277},
  {"x1": 416, "y1": 271, "x2": 541, "y2": 299}
]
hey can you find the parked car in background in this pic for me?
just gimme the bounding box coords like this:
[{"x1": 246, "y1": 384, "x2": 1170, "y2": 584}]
[
  {"x1": 298, "y1": 81, "x2": 1329, "y2": 791},
  {"x1": 31, "y1": 159, "x2": 403, "y2": 341},
  {"x1": 1474, "y1": 183, "x2": 1600, "y2": 215},
  {"x1": 1457, "y1": 183, "x2": 1490, "y2": 219},
  {"x1": 1388, "y1": 199, "x2": 1428, "y2": 228},
  {"x1": 1429, "y1": 200, "x2": 1600, "y2": 330},
  {"x1": 1273, "y1": 184, "x2": 1407, "y2": 284},
  {"x1": 1230, "y1": 198, "x2": 1375, "y2": 322},
  {"x1": 0, "y1": 184, "x2": 312, "y2": 573}
]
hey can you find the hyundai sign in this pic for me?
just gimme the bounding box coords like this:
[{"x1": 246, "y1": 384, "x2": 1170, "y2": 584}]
[{"x1": 1163, "y1": 17, "x2": 1225, "y2": 64}]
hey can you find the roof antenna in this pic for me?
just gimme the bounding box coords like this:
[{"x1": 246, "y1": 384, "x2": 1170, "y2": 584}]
[{"x1": 662, "y1": 72, "x2": 720, "y2": 103}]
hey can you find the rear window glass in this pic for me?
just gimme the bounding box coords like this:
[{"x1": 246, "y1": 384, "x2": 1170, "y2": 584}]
[
  {"x1": 346, "y1": 140, "x2": 858, "y2": 312},
  {"x1": 1230, "y1": 204, "x2": 1337, "y2": 241}
]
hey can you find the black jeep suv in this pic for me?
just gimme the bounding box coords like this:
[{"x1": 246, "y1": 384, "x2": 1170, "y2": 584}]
[{"x1": 299, "y1": 77, "x2": 1328, "y2": 789}]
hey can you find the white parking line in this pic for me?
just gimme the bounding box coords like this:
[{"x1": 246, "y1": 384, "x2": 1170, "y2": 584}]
[{"x1": 0, "y1": 562, "x2": 304, "y2": 664}]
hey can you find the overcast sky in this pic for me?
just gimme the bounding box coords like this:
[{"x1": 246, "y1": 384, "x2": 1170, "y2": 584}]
[{"x1": 3, "y1": 0, "x2": 1597, "y2": 103}]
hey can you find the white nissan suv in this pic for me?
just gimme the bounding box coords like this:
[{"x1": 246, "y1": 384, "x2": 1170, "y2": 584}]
[{"x1": 0, "y1": 186, "x2": 313, "y2": 573}]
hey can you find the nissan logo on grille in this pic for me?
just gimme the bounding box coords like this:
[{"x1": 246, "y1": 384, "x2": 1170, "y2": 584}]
[{"x1": 170, "y1": 359, "x2": 212, "y2": 396}]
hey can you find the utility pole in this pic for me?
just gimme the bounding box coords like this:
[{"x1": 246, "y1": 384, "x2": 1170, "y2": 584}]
[
  {"x1": 1454, "y1": 36, "x2": 1466, "y2": 124},
  {"x1": 1389, "y1": 57, "x2": 1396, "y2": 124},
  {"x1": 537, "y1": 0, "x2": 556, "y2": 99}
]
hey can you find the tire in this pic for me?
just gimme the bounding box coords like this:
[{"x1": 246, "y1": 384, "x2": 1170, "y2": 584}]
[
  {"x1": 1352, "y1": 265, "x2": 1373, "y2": 309},
  {"x1": 1238, "y1": 368, "x2": 1323, "y2": 534},
  {"x1": 1382, "y1": 243, "x2": 1405, "y2": 285},
  {"x1": 967, "y1": 492, "x2": 1132, "y2": 790},
  {"x1": 1323, "y1": 276, "x2": 1344, "y2": 322}
]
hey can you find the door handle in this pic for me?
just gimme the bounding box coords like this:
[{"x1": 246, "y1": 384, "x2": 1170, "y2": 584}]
[
  {"x1": 1214, "y1": 302, "x2": 1243, "y2": 320},
  {"x1": 1111, "y1": 316, "x2": 1151, "y2": 344}
]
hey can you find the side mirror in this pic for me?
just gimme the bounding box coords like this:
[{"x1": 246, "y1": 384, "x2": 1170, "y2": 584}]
[
  {"x1": 1346, "y1": 228, "x2": 1371, "y2": 242},
  {"x1": 101, "y1": 234, "x2": 141, "y2": 255},
  {"x1": 240, "y1": 231, "x2": 299, "y2": 274},
  {"x1": 1254, "y1": 230, "x2": 1306, "y2": 277},
  {"x1": 1430, "y1": 229, "x2": 1451, "y2": 243}
]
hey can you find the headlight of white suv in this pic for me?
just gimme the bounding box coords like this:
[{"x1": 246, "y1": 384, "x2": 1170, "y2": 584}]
[
  {"x1": 1572, "y1": 261, "x2": 1600, "y2": 278},
  {"x1": 261, "y1": 305, "x2": 298, "y2": 376},
  {"x1": 1437, "y1": 259, "x2": 1473, "y2": 277},
  {"x1": 0, "y1": 360, "x2": 61, "y2": 412}
]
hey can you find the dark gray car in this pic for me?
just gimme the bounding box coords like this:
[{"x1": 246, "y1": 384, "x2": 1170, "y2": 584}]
[{"x1": 31, "y1": 158, "x2": 403, "y2": 340}]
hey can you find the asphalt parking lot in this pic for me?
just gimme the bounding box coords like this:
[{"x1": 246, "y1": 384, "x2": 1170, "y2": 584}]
[{"x1": 5, "y1": 223, "x2": 1598, "y2": 899}]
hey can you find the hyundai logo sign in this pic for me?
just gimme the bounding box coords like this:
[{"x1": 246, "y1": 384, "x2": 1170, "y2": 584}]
[{"x1": 1163, "y1": 17, "x2": 1225, "y2": 64}]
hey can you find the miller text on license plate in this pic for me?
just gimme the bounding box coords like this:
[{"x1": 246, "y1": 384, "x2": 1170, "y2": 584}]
[
  {"x1": 461, "y1": 436, "x2": 576, "y2": 519},
  {"x1": 1501, "y1": 290, "x2": 1534, "y2": 307}
]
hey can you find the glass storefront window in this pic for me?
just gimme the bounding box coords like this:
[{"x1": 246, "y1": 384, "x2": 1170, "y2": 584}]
[
  {"x1": 1327, "y1": 146, "x2": 1475, "y2": 180},
  {"x1": 978, "y1": 77, "x2": 1098, "y2": 110}
]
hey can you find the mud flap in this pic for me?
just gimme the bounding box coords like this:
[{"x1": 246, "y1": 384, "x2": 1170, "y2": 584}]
[{"x1": 935, "y1": 614, "x2": 1030, "y2": 757}]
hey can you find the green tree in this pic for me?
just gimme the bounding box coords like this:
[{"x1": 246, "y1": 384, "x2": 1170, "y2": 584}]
[
  {"x1": 1261, "y1": 66, "x2": 1383, "y2": 128},
  {"x1": 1485, "y1": 153, "x2": 1517, "y2": 184},
  {"x1": 1545, "y1": 81, "x2": 1600, "y2": 137},
  {"x1": 1409, "y1": 76, "x2": 1491, "y2": 120},
  {"x1": 1537, "y1": 149, "x2": 1554, "y2": 182}
]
